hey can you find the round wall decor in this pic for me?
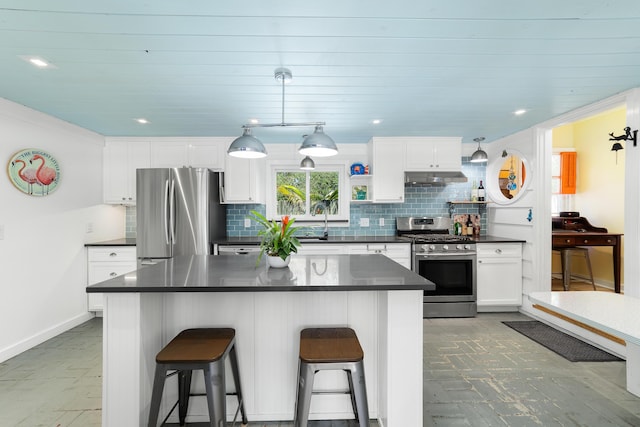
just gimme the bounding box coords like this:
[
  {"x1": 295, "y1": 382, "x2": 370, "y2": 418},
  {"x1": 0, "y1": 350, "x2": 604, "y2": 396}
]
[{"x1": 7, "y1": 148, "x2": 61, "y2": 196}]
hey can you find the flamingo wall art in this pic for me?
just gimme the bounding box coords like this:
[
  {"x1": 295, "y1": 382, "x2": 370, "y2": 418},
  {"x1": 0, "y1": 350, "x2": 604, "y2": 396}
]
[{"x1": 7, "y1": 149, "x2": 61, "y2": 196}]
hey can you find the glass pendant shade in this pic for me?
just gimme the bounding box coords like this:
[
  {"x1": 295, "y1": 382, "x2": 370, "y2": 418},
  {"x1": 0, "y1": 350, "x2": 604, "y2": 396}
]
[
  {"x1": 227, "y1": 128, "x2": 267, "y2": 158},
  {"x1": 298, "y1": 126, "x2": 338, "y2": 157},
  {"x1": 299, "y1": 156, "x2": 315, "y2": 170}
]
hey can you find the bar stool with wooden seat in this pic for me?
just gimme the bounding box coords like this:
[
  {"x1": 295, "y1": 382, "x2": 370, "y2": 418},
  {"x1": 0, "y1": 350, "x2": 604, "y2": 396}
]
[
  {"x1": 147, "y1": 328, "x2": 248, "y2": 427},
  {"x1": 553, "y1": 247, "x2": 597, "y2": 291},
  {"x1": 294, "y1": 327, "x2": 369, "y2": 427}
]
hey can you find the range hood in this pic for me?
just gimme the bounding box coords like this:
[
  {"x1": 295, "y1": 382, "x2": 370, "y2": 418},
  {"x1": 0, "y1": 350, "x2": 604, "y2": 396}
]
[{"x1": 404, "y1": 171, "x2": 468, "y2": 186}]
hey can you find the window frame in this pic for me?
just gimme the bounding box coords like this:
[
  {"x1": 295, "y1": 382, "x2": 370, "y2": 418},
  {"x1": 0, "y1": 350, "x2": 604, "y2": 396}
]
[{"x1": 265, "y1": 160, "x2": 350, "y2": 225}]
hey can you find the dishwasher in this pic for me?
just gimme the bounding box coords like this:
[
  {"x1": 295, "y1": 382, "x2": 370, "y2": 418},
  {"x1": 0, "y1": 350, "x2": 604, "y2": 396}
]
[{"x1": 217, "y1": 245, "x2": 261, "y2": 256}]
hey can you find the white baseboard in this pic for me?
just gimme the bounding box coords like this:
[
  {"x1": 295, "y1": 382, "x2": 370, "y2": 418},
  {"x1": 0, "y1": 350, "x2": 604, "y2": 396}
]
[{"x1": 0, "y1": 312, "x2": 95, "y2": 363}]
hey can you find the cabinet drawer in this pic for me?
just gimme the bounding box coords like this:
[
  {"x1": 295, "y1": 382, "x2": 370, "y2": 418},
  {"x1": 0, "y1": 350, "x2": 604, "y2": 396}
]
[
  {"x1": 88, "y1": 247, "x2": 136, "y2": 262},
  {"x1": 572, "y1": 235, "x2": 618, "y2": 246},
  {"x1": 477, "y1": 243, "x2": 521, "y2": 258},
  {"x1": 89, "y1": 263, "x2": 137, "y2": 284}
]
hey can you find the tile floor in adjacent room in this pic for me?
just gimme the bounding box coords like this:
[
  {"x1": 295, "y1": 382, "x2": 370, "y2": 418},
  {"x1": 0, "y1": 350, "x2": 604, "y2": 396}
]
[{"x1": 1, "y1": 311, "x2": 639, "y2": 426}]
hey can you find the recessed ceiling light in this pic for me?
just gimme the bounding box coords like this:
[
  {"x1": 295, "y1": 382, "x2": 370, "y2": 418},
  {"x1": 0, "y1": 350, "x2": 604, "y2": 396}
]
[
  {"x1": 372, "y1": 119, "x2": 382, "y2": 124},
  {"x1": 19, "y1": 56, "x2": 56, "y2": 68},
  {"x1": 514, "y1": 109, "x2": 527, "y2": 116},
  {"x1": 135, "y1": 118, "x2": 149, "y2": 124}
]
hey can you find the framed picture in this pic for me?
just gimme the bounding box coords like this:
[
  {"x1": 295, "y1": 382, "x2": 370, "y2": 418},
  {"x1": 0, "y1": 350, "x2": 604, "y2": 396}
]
[
  {"x1": 352, "y1": 185, "x2": 368, "y2": 200},
  {"x1": 7, "y1": 148, "x2": 61, "y2": 196}
]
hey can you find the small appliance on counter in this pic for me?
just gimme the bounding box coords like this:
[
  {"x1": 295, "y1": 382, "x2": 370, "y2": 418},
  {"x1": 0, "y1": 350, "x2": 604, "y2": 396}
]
[{"x1": 136, "y1": 167, "x2": 227, "y2": 265}]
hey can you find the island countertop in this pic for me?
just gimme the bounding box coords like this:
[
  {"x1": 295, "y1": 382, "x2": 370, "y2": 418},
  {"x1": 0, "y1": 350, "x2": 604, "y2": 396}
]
[{"x1": 86, "y1": 254, "x2": 434, "y2": 293}]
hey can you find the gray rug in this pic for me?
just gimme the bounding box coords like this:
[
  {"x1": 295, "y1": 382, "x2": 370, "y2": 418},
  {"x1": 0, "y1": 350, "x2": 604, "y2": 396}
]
[{"x1": 502, "y1": 320, "x2": 622, "y2": 362}]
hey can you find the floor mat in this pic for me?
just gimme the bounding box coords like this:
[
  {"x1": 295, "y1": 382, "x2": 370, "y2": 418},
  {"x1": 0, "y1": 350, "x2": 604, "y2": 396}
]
[{"x1": 502, "y1": 320, "x2": 623, "y2": 362}]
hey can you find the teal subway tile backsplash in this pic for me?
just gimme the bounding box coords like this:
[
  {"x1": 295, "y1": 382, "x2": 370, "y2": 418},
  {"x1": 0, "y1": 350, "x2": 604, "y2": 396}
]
[{"x1": 125, "y1": 157, "x2": 486, "y2": 238}]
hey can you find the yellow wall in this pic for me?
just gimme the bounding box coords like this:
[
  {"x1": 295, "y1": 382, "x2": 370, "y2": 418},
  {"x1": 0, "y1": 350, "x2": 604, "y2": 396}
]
[{"x1": 552, "y1": 107, "x2": 625, "y2": 288}]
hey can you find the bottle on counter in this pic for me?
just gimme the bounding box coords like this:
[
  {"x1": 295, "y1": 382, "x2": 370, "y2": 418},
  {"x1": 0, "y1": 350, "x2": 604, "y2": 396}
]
[
  {"x1": 454, "y1": 221, "x2": 462, "y2": 236},
  {"x1": 466, "y1": 216, "x2": 474, "y2": 236},
  {"x1": 478, "y1": 180, "x2": 485, "y2": 202},
  {"x1": 471, "y1": 180, "x2": 478, "y2": 202}
]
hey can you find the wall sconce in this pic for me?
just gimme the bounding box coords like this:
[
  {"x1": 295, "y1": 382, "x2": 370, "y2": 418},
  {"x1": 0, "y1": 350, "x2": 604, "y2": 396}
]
[{"x1": 608, "y1": 126, "x2": 637, "y2": 164}]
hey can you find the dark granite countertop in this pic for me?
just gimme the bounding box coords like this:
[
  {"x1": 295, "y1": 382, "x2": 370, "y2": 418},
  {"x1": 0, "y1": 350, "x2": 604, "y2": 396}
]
[
  {"x1": 84, "y1": 238, "x2": 136, "y2": 247},
  {"x1": 86, "y1": 254, "x2": 433, "y2": 293}
]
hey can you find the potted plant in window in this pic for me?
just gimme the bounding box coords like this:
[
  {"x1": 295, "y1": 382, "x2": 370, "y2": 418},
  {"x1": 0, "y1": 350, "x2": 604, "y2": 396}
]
[{"x1": 249, "y1": 210, "x2": 301, "y2": 268}]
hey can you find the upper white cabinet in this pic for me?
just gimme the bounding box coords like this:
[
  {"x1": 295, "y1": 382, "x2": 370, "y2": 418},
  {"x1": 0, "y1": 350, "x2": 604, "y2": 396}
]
[
  {"x1": 370, "y1": 137, "x2": 405, "y2": 203},
  {"x1": 222, "y1": 156, "x2": 266, "y2": 204},
  {"x1": 103, "y1": 139, "x2": 150, "y2": 205},
  {"x1": 477, "y1": 243, "x2": 523, "y2": 311},
  {"x1": 150, "y1": 138, "x2": 227, "y2": 169},
  {"x1": 404, "y1": 137, "x2": 462, "y2": 171}
]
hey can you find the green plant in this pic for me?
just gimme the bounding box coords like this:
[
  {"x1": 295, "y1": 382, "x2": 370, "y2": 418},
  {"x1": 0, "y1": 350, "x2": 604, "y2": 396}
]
[{"x1": 249, "y1": 210, "x2": 301, "y2": 265}]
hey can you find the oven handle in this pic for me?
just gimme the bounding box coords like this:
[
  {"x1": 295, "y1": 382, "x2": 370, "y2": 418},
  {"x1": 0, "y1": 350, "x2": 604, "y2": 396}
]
[{"x1": 414, "y1": 252, "x2": 476, "y2": 258}]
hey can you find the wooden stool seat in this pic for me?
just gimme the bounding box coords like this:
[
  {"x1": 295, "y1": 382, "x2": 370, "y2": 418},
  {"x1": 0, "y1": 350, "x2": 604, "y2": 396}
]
[
  {"x1": 299, "y1": 327, "x2": 364, "y2": 363},
  {"x1": 148, "y1": 328, "x2": 247, "y2": 427},
  {"x1": 294, "y1": 327, "x2": 369, "y2": 427},
  {"x1": 156, "y1": 328, "x2": 235, "y2": 364}
]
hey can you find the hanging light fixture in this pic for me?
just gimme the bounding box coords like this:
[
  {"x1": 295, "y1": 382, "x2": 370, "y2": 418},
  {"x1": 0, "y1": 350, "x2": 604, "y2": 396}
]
[
  {"x1": 299, "y1": 156, "x2": 315, "y2": 170},
  {"x1": 470, "y1": 137, "x2": 488, "y2": 163},
  {"x1": 299, "y1": 125, "x2": 338, "y2": 157},
  {"x1": 227, "y1": 68, "x2": 338, "y2": 158},
  {"x1": 227, "y1": 128, "x2": 267, "y2": 158}
]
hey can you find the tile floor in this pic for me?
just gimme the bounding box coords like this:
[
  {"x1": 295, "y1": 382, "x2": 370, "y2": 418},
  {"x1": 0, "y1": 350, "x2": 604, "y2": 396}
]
[{"x1": 1, "y1": 312, "x2": 639, "y2": 426}]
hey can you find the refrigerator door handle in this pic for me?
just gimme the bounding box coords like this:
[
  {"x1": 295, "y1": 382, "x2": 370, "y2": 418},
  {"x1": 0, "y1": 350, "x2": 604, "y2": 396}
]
[
  {"x1": 169, "y1": 179, "x2": 176, "y2": 243},
  {"x1": 163, "y1": 179, "x2": 170, "y2": 245},
  {"x1": 219, "y1": 171, "x2": 226, "y2": 204}
]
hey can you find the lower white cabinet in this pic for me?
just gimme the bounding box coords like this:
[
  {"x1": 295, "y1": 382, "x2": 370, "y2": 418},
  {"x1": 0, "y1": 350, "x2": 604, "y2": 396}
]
[
  {"x1": 348, "y1": 243, "x2": 411, "y2": 269},
  {"x1": 295, "y1": 242, "x2": 410, "y2": 268},
  {"x1": 87, "y1": 247, "x2": 137, "y2": 311},
  {"x1": 476, "y1": 243, "x2": 522, "y2": 311}
]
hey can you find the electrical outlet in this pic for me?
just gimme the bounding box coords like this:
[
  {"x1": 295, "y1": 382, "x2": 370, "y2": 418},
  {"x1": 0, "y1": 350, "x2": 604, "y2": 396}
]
[
  {"x1": 244, "y1": 218, "x2": 251, "y2": 228},
  {"x1": 360, "y1": 217, "x2": 370, "y2": 227},
  {"x1": 379, "y1": 218, "x2": 385, "y2": 227},
  {"x1": 86, "y1": 222, "x2": 93, "y2": 233}
]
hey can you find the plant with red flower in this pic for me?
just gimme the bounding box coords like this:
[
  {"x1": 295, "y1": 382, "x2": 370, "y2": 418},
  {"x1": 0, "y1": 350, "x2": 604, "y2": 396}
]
[{"x1": 249, "y1": 210, "x2": 301, "y2": 265}]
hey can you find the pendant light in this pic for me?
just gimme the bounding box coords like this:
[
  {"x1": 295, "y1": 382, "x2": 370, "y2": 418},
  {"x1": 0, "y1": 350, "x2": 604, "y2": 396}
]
[
  {"x1": 228, "y1": 68, "x2": 337, "y2": 158},
  {"x1": 470, "y1": 137, "x2": 488, "y2": 163},
  {"x1": 299, "y1": 125, "x2": 338, "y2": 157},
  {"x1": 299, "y1": 156, "x2": 315, "y2": 170},
  {"x1": 227, "y1": 128, "x2": 267, "y2": 158}
]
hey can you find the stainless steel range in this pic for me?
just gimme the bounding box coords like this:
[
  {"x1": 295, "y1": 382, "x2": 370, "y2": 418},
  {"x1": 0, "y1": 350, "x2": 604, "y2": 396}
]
[{"x1": 397, "y1": 217, "x2": 477, "y2": 318}]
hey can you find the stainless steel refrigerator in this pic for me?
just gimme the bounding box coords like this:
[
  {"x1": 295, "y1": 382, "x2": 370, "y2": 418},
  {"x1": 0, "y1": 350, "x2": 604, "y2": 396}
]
[{"x1": 136, "y1": 167, "x2": 226, "y2": 262}]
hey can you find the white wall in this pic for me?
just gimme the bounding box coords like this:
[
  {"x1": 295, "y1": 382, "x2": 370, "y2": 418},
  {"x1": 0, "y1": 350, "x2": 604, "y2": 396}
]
[{"x1": 0, "y1": 98, "x2": 125, "y2": 362}]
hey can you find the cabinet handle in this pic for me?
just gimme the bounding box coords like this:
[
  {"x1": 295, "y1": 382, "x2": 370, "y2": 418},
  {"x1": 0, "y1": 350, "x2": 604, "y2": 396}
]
[
  {"x1": 109, "y1": 272, "x2": 117, "y2": 277},
  {"x1": 582, "y1": 239, "x2": 589, "y2": 244},
  {"x1": 109, "y1": 252, "x2": 117, "y2": 257},
  {"x1": 606, "y1": 239, "x2": 613, "y2": 243},
  {"x1": 495, "y1": 249, "x2": 502, "y2": 254},
  {"x1": 565, "y1": 239, "x2": 571, "y2": 243}
]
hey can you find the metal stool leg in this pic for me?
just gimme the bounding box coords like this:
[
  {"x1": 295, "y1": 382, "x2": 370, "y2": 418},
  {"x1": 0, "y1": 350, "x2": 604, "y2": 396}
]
[
  {"x1": 203, "y1": 361, "x2": 226, "y2": 427},
  {"x1": 583, "y1": 249, "x2": 597, "y2": 290},
  {"x1": 178, "y1": 370, "x2": 192, "y2": 425},
  {"x1": 294, "y1": 361, "x2": 315, "y2": 427},
  {"x1": 229, "y1": 344, "x2": 248, "y2": 424},
  {"x1": 351, "y1": 361, "x2": 370, "y2": 427},
  {"x1": 560, "y1": 249, "x2": 571, "y2": 291},
  {"x1": 148, "y1": 365, "x2": 168, "y2": 427}
]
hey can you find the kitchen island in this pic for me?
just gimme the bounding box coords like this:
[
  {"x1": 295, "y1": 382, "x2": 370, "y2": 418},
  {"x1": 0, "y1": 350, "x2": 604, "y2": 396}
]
[{"x1": 87, "y1": 254, "x2": 433, "y2": 426}]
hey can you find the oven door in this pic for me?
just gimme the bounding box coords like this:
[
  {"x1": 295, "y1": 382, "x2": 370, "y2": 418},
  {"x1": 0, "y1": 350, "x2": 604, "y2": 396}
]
[{"x1": 414, "y1": 252, "x2": 477, "y2": 302}]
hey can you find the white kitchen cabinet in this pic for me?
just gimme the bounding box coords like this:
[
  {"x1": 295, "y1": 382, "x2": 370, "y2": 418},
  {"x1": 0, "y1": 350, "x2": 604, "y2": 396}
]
[
  {"x1": 348, "y1": 243, "x2": 411, "y2": 269},
  {"x1": 103, "y1": 140, "x2": 150, "y2": 205},
  {"x1": 296, "y1": 244, "x2": 348, "y2": 255},
  {"x1": 87, "y1": 247, "x2": 137, "y2": 311},
  {"x1": 223, "y1": 156, "x2": 266, "y2": 204},
  {"x1": 150, "y1": 138, "x2": 227, "y2": 169},
  {"x1": 405, "y1": 137, "x2": 462, "y2": 171},
  {"x1": 370, "y1": 138, "x2": 405, "y2": 203},
  {"x1": 476, "y1": 243, "x2": 522, "y2": 311}
]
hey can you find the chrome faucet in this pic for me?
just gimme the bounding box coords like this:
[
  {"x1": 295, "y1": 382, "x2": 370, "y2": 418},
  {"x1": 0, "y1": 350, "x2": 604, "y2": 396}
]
[{"x1": 311, "y1": 200, "x2": 329, "y2": 239}]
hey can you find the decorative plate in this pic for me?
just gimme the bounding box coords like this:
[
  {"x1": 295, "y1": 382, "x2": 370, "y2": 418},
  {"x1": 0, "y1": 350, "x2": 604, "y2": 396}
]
[{"x1": 7, "y1": 148, "x2": 61, "y2": 196}]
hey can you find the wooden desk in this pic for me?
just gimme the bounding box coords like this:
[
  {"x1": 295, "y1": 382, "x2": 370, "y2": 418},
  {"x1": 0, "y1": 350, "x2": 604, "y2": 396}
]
[{"x1": 552, "y1": 231, "x2": 623, "y2": 293}]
